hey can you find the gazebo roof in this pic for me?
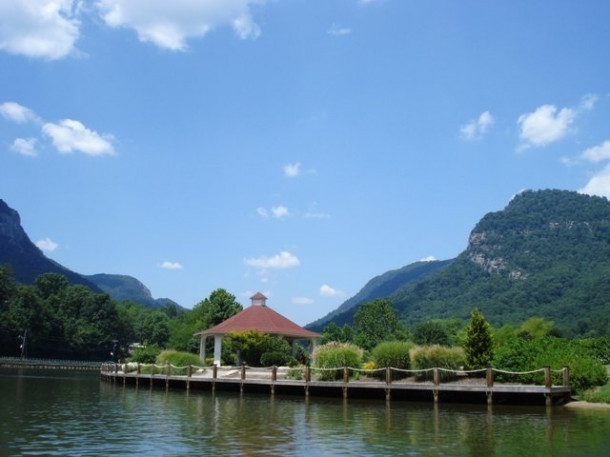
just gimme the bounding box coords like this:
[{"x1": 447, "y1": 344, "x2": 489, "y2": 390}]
[{"x1": 196, "y1": 293, "x2": 320, "y2": 339}]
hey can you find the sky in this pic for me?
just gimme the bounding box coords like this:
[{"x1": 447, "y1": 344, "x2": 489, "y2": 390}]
[{"x1": 1, "y1": 1, "x2": 610, "y2": 326}]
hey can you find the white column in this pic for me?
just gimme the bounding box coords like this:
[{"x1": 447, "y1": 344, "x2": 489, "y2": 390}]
[
  {"x1": 213, "y1": 334, "x2": 223, "y2": 367},
  {"x1": 199, "y1": 335, "x2": 207, "y2": 361}
]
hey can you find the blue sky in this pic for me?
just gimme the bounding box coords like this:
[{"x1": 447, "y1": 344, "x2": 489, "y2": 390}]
[{"x1": 1, "y1": 1, "x2": 609, "y2": 325}]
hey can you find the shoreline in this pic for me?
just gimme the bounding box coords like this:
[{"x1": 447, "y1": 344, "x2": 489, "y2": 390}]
[{"x1": 563, "y1": 400, "x2": 610, "y2": 409}]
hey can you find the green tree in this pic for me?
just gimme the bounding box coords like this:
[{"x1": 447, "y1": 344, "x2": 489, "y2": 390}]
[
  {"x1": 140, "y1": 311, "x2": 170, "y2": 347},
  {"x1": 413, "y1": 321, "x2": 451, "y2": 346},
  {"x1": 354, "y1": 299, "x2": 404, "y2": 351},
  {"x1": 518, "y1": 316, "x2": 557, "y2": 339},
  {"x1": 225, "y1": 329, "x2": 270, "y2": 366},
  {"x1": 463, "y1": 309, "x2": 493, "y2": 369}
]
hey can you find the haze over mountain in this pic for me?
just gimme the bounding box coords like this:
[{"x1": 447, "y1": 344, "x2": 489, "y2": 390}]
[
  {"x1": 310, "y1": 190, "x2": 610, "y2": 338},
  {"x1": 0, "y1": 199, "x2": 176, "y2": 309}
]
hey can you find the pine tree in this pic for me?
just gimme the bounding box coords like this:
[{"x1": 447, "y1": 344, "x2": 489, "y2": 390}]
[{"x1": 464, "y1": 309, "x2": 493, "y2": 369}]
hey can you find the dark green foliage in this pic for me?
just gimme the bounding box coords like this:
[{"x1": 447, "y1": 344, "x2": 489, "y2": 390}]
[
  {"x1": 354, "y1": 299, "x2": 406, "y2": 350},
  {"x1": 492, "y1": 336, "x2": 607, "y2": 391},
  {"x1": 413, "y1": 321, "x2": 451, "y2": 346},
  {"x1": 463, "y1": 309, "x2": 493, "y2": 369},
  {"x1": 130, "y1": 344, "x2": 161, "y2": 363},
  {"x1": 319, "y1": 322, "x2": 354, "y2": 344}
]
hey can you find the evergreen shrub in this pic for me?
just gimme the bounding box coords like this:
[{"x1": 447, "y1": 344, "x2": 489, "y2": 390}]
[{"x1": 156, "y1": 350, "x2": 203, "y2": 367}]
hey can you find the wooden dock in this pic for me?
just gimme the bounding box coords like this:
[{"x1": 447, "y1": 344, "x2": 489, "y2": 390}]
[{"x1": 100, "y1": 364, "x2": 573, "y2": 406}]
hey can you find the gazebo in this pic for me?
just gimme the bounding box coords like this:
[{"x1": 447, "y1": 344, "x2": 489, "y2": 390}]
[{"x1": 195, "y1": 292, "x2": 321, "y2": 366}]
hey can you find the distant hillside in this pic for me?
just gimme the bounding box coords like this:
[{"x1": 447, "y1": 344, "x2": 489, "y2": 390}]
[
  {"x1": 316, "y1": 190, "x2": 610, "y2": 337},
  {"x1": 308, "y1": 259, "x2": 452, "y2": 331},
  {"x1": 86, "y1": 273, "x2": 179, "y2": 309},
  {"x1": 0, "y1": 198, "x2": 179, "y2": 309},
  {"x1": 0, "y1": 199, "x2": 102, "y2": 292}
]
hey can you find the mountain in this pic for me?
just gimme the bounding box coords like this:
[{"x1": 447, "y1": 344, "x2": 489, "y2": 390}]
[
  {"x1": 0, "y1": 199, "x2": 102, "y2": 292},
  {"x1": 86, "y1": 273, "x2": 179, "y2": 309},
  {"x1": 308, "y1": 259, "x2": 452, "y2": 331},
  {"x1": 0, "y1": 199, "x2": 177, "y2": 308},
  {"x1": 313, "y1": 190, "x2": 610, "y2": 337}
]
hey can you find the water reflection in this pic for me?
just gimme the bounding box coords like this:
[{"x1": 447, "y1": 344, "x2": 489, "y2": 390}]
[{"x1": 1, "y1": 369, "x2": 610, "y2": 456}]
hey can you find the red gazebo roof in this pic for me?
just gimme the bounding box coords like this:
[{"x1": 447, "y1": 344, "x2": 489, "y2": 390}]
[{"x1": 196, "y1": 293, "x2": 320, "y2": 339}]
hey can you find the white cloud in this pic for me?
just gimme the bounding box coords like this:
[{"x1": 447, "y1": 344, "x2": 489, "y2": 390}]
[
  {"x1": 292, "y1": 297, "x2": 314, "y2": 305},
  {"x1": 517, "y1": 104, "x2": 576, "y2": 149},
  {"x1": 159, "y1": 261, "x2": 183, "y2": 270},
  {"x1": 460, "y1": 111, "x2": 494, "y2": 141},
  {"x1": 320, "y1": 284, "x2": 344, "y2": 297},
  {"x1": 0, "y1": 0, "x2": 81, "y2": 60},
  {"x1": 244, "y1": 251, "x2": 300, "y2": 269},
  {"x1": 42, "y1": 119, "x2": 115, "y2": 156},
  {"x1": 256, "y1": 207, "x2": 268, "y2": 217},
  {"x1": 328, "y1": 24, "x2": 351, "y2": 36},
  {"x1": 36, "y1": 237, "x2": 58, "y2": 252},
  {"x1": 0, "y1": 102, "x2": 39, "y2": 124},
  {"x1": 580, "y1": 164, "x2": 610, "y2": 199},
  {"x1": 96, "y1": 0, "x2": 263, "y2": 51},
  {"x1": 419, "y1": 256, "x2": 437, "y2": 262},
  {"x1": 579, "y1": 93, "x2": 598, "y2": 112},
  {"x1": 283, "y1": 162, "x2": 301, "y2": 177},
  {"x1": 271, "y1": 206, "x2": 289, "y2": 218},
  {"x1": 10, "y1": 138, "x2": 37, "y2": 157},
  {"x1": 579, "y1": 140, "x2": 610, "y2": 164}
]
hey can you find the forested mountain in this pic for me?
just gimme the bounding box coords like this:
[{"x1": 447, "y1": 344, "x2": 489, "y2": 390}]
[
  {"x1": 314, "y1": 190, "x2": 610, "y2": 337},
  {"x1": 86, "y1": 274, "x2": 179, "y2": 309},
  {"x1": 0, "y1": 199, "x2": 102, "y2": 293},
  {"x1": 308, "y1": 259, "x2": 452, "y2": 331},
  {"x1": 0, "y1": 199, "x2": 174, "y2": 308}
]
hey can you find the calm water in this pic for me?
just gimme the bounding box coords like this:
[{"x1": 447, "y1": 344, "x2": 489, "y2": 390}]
[{"x1": 1, "y1": 369, "x2": 610, "y2": 456}]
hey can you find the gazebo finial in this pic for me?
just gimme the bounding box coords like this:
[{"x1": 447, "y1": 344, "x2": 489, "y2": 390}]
[{"x1": 250, "y1": 292, "x2": 267, "y2": 306}]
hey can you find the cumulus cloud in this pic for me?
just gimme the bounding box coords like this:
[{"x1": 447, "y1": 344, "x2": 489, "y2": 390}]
[
  {"x1": 577, "y1": 140, "x2": 610, "y2": 199},
  {"x1": 283, "y1": 162, "x2": 301, "y2": 177},
  {"x1": 579, "y1": 140, "x2": 610, "y2": 164},
  {"x1": 42, "y1": 119, "x2": 115, "y2": 156},
  {"x1": 292, "y1": 297, "x2": 314, "y2": 305},
  {"x1": 517, "y1": 104, "x2": 576, "y2": 149},
  {"x1": 460, "y1": 111, "x2": 494, "y2": 141},
  {"x1": 0, "y1": 0, "x2": 81, "y2": 60},
  {"x1": 244, "y1": 251, "x2": 300, "y2": 269},
  {"x1": 96, "y1": 0, "x2": 263, "y2": 51},
  {"x1": 419, "y1": 256, "x2": 437, "y2": 262},
  {"x1": 36, "y1": 237, "x2": 58, "y2": 252},
  {"x1": 328, "y1": 24, "x2": 351, "y2": 36},
  {"x1": 0, "y1": 102, "x2": 39, "y2": 124},
  {"x1": 159, "y1": 261, "x2": 183, "y2": 270},
  {"x1": 580, "y1": 164, "x2": 610, "y2": 199},
  {"x1": 320, "y1": 284, "x2": 344, "y2": 297},
  {"x1": 10, "y1": 138, "x2": 37, "y2": 157}
]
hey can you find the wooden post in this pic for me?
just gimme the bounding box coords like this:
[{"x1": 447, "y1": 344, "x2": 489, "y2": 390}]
[
  {"x1": 305, "y1": 365, "x2": 310, "y2": 397},
  {"x1": 562, "y1": 366, "x2": 570, "y2": 387},
  {"x1": 240, "y1": 365, "x2": 246, "y2": 393},
  {"x1": 433, "y1": 368, "x2": 440, "y2": 403},
  {"x1": 486, "y1": 367, "x2": 494, "y2": 388},
  {"x1": 385, "y1": 366, "x2": 391, "y2": 401},
  {"x1": 271, "y1": 366, "x2": 277, "y2": 395},
  {"x1": 212, "y1": 364, "x2": 217, "y2": 392},
  {"x1": 544, "y1": 366, "x2": 552, "y2": 389},
  {"x1": 186, "y1": 365, "x2": 192, "y2": 391},
  {"x1": 343, "y1": 367, "x2": 349, "y2": 399}
]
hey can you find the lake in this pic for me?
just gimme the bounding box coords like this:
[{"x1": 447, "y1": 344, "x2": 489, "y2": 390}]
[{"x1": 1, "y1": 368, "x2": 609, "y2": 456}]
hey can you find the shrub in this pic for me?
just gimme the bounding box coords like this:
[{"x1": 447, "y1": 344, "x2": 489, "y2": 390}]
[
  {"x1": 129, "y1": 344, "x2": 161, "y2": 364},
  {"x1": 410, "y1": 345, "x2": 465, "y2": 381},
  {"x1": 371, "y1": 341, "x2": 413, "y2": 380},
  {"x1": 581, "y1": 383, "x2": 610, "y2": 404},
  {"x1": 492, "y1": 336, "x2": 607, "y2": 391},
  {"x1": 463, "y1": 309, "x2": 493, "y2": 369},
  {"x1": 260, "y1": 351, "x2": 294, "y2": 367},
  {"x1": 156, "y1": 350, "x2": 203, "y2": 367},
  {"x1": 312, "y1": 342, "x2": 364, "y2": 381}
]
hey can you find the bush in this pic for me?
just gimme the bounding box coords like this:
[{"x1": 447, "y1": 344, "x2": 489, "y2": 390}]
[
  {"x1": 410, "y1": 345, "x2": 465, "y2": 381},
  {"x1": 581, "y1": 383, "x2": 610, "y2": 404},
  {"x1": 129, "y1": 344, "x2": 161, "y2": 364},
  {"x1": 492, "y1": 336, "x2": 607, "y2": 391},
  {"x1": 260, "y1": 351, "x2": 294, "y2": 367},
  {"x1": 371, "y1": 341, "x2": 413, "y2": 380},
  {"x1": 156, "y1": 350, "x2": 203, "y2": 367},
  {"x1": 312, "y1": 342, "x2": 364, "y2": 381}
]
